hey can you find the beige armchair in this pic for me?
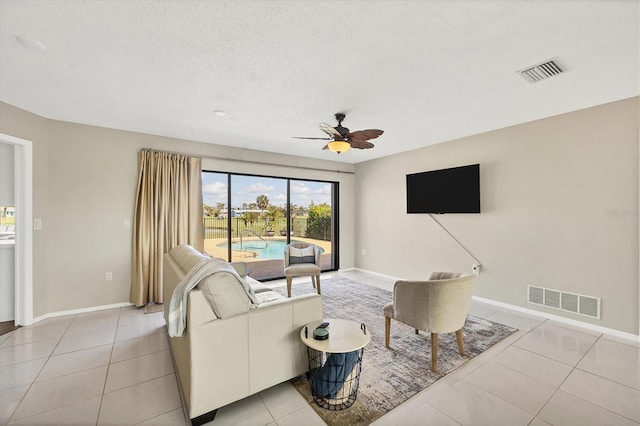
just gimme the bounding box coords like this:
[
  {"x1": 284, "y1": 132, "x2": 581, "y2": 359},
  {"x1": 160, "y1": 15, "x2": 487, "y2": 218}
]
[
  {"x1": 383, "y1": 272, "x2": 475, "y2": 372},
  {"x1": 283, "y1": 242, "x2": 321, "y2": 298}
]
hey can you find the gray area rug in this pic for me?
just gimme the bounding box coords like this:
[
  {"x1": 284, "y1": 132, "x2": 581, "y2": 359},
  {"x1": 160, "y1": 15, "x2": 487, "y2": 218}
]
[{"x1": 274, "y1": 277, "x2": 518, "y2": 426}]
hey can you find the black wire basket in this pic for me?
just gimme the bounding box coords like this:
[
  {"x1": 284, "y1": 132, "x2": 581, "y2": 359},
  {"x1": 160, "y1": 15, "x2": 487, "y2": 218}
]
[{"x1": 305, "y1": 324, "x2": 367, "y2": 411}]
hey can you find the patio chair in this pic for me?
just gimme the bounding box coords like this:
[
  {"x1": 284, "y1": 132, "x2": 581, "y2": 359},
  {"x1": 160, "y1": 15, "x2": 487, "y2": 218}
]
[{"x1": 283, "y1": 242, "x2": 321, "y2": 297}]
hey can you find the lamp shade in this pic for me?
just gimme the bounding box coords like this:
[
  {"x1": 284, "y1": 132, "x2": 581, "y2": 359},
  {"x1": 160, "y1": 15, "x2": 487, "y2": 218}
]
[{"x1": 327, "y1": 141, "x2": 351, "y2": 154}]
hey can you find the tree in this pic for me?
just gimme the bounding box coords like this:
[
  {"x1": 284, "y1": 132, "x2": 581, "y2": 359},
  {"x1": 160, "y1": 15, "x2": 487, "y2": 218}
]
[
  {"x1": 240, "y1": 212, "x2": 259, "y2": 226},
  {"x1": 203, "y1": 205, "x2": 217, "y2": 217},
  {"x1": 264, "y1": 206, "x2": 283, "y2": 231},
  {"x1": 256, "y1": 195, "x2": 269, "y2": 212},
  {"x1": 306, "y1": 203, "x2": 332, "y2": 240}
]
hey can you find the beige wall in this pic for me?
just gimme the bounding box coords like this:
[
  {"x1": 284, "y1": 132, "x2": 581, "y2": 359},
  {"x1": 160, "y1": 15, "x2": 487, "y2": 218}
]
[
  {"x1": 355, "y1": 97, "x2": 639, "y2": 334},
  {"x1": 2, "y1": 97, "x2": 637, "y2": 333},
  {"x1": 0, "y1": 101, "x2": 355, "y2": 317}
]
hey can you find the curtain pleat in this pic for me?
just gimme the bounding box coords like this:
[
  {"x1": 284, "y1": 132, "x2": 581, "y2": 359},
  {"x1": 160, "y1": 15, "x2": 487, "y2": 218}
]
[{"x1": 130, "y1": 150, "x2": 203, "y2": 307}]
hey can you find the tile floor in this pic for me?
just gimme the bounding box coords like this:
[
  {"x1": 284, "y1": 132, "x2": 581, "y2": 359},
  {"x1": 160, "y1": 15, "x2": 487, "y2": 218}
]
[
  {"x1": 0, "y1": 270, "x2": 638, "y2": 425},
  {"x1": 0, "y1": 322, "x2": 20, "y2": 338}
]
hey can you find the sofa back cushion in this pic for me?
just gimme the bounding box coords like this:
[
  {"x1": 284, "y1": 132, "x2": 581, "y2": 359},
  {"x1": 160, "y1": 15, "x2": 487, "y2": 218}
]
[
  {"x1": 198, "y1": 268, "x2": 253, "y2": 318},
  {"x1": 169, "y1": 245, "x2": 257, "y2": 319},
  {"x1": 171, "y1": 245, "x2": 210, "y2": 272}
]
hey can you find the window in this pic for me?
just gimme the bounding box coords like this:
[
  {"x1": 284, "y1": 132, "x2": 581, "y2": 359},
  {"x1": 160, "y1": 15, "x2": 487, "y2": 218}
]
[{"x1": 202, "y1": 171, "x2": 338, "y2": 280}]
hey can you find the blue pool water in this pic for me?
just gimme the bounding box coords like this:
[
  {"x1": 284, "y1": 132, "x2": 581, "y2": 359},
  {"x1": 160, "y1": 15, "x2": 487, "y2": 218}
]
[{"x1": 217, "y1": 239, "x2": 324, "y2": 260}]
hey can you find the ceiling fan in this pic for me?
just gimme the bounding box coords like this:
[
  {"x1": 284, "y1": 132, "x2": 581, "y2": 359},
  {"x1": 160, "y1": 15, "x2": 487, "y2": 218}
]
[{"x1": 293, "y1": 113, "x2": 384, "y2": 154}]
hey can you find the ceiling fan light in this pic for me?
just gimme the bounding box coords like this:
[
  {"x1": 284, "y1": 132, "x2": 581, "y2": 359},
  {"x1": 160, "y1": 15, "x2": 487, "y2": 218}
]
[{"x1": 328, "y1": 141, "x2": 350, "y2": 154}]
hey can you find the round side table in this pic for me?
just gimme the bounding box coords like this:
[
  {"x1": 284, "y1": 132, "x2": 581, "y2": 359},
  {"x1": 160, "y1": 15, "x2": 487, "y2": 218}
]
[{"x1": 300, "y1": 318, "x2": 371, "y2": 410}]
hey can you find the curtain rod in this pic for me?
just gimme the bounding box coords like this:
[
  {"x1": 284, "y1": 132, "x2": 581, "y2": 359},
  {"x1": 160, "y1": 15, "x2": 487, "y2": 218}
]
[{"x1": 143, "y1": 148, "x2": 355, "y2": 175}]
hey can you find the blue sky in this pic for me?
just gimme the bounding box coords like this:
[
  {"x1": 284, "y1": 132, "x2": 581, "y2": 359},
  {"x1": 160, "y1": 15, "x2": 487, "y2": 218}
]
[{"x1": 202, "y1": 172, "x2": 332, "y2": 209}]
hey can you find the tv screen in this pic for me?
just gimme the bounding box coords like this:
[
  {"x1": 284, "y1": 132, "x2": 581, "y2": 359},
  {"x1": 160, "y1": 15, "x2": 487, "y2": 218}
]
[{"x1": 406, "y1": 164, "x2": 480, "y2": 214}]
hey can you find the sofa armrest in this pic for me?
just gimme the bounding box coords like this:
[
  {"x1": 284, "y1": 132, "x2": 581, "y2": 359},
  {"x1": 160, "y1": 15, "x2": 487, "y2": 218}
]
[
  {"x1": 189, "y1": 315, "x2": 250, "y2": 417},
  {"x1": 187, "y1": 289, "x2": 218, "y2": 328},
  {"x1": 163, "y1": 253, "x2": 183, "y2": 321},
  {"x1": 253, "y1": 293, "x2": 318, "y2": 310},
  {"x1": 230, "y1": 261, "x2": 248, "y2": 277},
  {"x1": 248, "y1": 293, "x2": 323, "y2": 393}
]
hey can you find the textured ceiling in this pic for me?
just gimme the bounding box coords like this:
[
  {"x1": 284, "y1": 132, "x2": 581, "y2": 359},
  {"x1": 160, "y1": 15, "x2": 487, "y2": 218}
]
[{"x1": 1, "y1": 1, "x2": 638, "y2": 163}]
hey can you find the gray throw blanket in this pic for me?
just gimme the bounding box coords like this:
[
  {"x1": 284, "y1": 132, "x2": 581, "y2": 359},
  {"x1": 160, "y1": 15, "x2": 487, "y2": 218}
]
[{"x1": 167, "y1": 258, "x2": 234, "y2": 337}]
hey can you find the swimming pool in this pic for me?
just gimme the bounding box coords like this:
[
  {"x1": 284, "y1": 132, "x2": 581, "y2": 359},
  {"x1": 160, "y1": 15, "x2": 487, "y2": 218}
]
[{"x1": 217, "y1": 239, "x2": 324, "y2": 260}]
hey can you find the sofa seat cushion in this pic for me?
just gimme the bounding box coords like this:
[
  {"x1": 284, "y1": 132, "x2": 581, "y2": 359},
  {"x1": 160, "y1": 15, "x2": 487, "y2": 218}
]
[
  {"x1": 255, "y1": 290, "x2": 287, "y2": 304},
  {"x1": 248, "y1": 281, "x2": 273, "y2": 294}
]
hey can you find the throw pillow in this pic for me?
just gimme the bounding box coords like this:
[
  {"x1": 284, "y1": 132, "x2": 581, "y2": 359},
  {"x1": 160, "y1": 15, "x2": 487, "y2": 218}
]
[{"x1": 289, "y1": 246, "x2": 315, "y2": 264}]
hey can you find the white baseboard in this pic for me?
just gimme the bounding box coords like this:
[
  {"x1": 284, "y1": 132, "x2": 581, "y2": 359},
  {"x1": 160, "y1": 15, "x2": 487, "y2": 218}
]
[
  {"x1": 472, "y1": 296, "x2": 639, "y2": 342},
  {"x1": 351, "y1": 268, "x2": 400, "y2": 282},
  {"x1": 31, "y1": 302, "x2": 135, "y2": 324},
  {"x1": 353, "y1": 268, "x2": 639, "y2": 343}
]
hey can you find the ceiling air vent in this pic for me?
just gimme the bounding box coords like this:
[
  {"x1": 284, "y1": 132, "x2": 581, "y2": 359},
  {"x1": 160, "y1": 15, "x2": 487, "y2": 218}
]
[{"x1": 517, "y1": 59, "x2": 564, "y2": 83}]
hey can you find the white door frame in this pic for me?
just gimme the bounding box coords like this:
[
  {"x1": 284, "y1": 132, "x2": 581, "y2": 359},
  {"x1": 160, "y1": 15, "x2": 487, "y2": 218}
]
[{"x1": 0, "y1": 133, "x2": 33, "y2": 326}]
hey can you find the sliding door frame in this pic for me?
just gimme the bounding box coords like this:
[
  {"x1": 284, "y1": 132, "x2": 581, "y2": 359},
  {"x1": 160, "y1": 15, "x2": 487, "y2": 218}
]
[{"x1": 202, "y1": 169, "x2": 340, "y2": 279}]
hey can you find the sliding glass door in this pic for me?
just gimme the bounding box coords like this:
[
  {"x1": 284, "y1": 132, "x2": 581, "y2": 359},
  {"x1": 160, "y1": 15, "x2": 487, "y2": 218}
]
[
  {"x1": 289, "y1": 179, "x2": 335, "y2": 271},
  {"x1": 202, "y1": 171, "x2": 338, "y2": 280}
]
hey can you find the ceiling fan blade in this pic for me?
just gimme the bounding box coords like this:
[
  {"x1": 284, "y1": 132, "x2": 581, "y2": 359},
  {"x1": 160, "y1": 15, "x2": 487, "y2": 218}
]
[
  {"x1": 292, "y1": 136, "x2": 332, "y2": 140},
  {"x1": 320, "y1": 122, "x2": 343, "y2": 138},
  {"x1": 349, "y1": 140, "x2": 375, "y2": 149},
  {"x1": 348, "y1": 129, "x2": 384, "y2": 140}
]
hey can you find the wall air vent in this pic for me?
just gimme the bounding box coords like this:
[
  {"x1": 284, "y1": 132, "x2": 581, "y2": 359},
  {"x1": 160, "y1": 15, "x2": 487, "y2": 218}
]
[
  {"x1": 517, "y1": 59, "x2": 564, "y2": 83},
  {"x1": 528, "y1": 285, "x2": 600, "y2": 319}
]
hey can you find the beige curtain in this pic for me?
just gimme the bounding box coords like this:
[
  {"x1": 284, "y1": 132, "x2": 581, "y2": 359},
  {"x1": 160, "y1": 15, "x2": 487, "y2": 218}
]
[{"x1": 130, "y1": 150, "x2": 204, "y2": 306}]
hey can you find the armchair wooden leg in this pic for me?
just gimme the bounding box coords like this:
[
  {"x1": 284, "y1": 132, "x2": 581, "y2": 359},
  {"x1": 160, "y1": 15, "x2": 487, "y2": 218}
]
[
  {"x1": 312, "y1": 275, "x2": 316, "y2": 289},
  {"x1": 415, "y1": 329, "x2": 419, "y2": 334},
  {"x1": 315, "y1": 275, "x2": 321, "y2": 295},
  {"x1": 286, "y1": 277, "x2": 292, "y2": 298},
  {"x1": 431, "y1": 333, "x2": 438, "y2": 372},
  {"x1": 456, "y1": 329, "x2": 465, "y2": 356},
  {"x1": 385, "y1": 317, "x2": 391, "y2": 348}
]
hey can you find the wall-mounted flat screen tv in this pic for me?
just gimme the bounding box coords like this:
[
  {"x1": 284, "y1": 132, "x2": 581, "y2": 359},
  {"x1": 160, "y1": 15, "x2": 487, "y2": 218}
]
[{"x1": 406, "y1": 164, "x2": 480, "y2": 214}]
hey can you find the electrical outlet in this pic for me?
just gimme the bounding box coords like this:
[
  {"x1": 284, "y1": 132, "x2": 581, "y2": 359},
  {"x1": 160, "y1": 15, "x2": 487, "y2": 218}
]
[
  {"x1": 105, "y1": 272, "x2": 113, "y2": 281},
  {"x1": 472, "y1": 264, "x2": 481, "y2": 275},
  {"x1": 34, "y1": 219, "x2": 42, "y2": 230},
  {"x1": 123, "y1": 219, "x2": 131, "y2": 229}
]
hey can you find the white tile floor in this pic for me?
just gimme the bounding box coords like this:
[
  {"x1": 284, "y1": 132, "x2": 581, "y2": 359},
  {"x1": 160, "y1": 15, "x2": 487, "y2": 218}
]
[{"x1": 0, "y1": 270, "x2": 638, "y2": 425}]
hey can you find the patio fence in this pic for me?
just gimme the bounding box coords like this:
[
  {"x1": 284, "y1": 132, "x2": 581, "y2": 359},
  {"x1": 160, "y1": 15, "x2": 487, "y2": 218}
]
[{"x1": 203, "y1": 216, "x2": 330, "y2": 240}]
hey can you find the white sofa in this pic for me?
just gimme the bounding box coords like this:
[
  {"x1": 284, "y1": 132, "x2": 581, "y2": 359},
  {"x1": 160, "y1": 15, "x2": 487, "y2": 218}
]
[{"x1": 163, "y1": 245, "x2": 323, "y2": 425}]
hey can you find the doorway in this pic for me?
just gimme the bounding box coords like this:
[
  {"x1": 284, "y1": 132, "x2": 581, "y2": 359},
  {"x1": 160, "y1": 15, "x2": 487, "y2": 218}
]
[{"x1": 0, "y1": 133, "x2": 33, "y2": 327}]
